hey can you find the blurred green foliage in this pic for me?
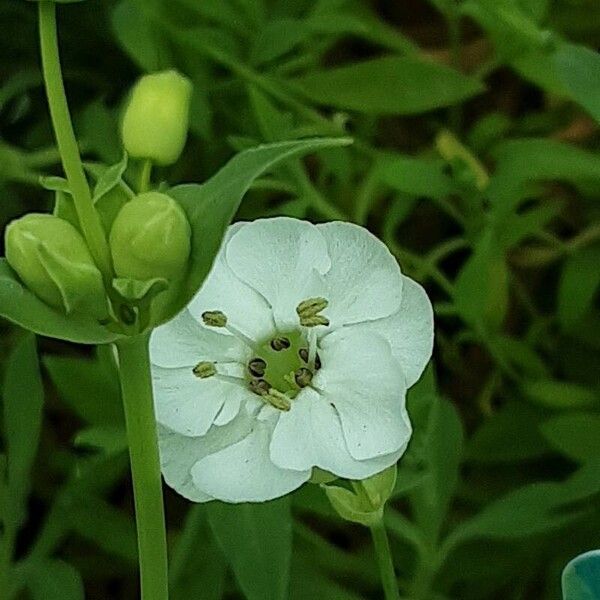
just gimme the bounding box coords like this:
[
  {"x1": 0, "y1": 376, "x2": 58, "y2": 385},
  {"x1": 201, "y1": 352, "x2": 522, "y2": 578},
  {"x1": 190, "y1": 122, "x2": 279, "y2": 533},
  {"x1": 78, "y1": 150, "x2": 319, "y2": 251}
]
[{"x1": 1, "y1": 0, "x2": 600, "y2": 598}]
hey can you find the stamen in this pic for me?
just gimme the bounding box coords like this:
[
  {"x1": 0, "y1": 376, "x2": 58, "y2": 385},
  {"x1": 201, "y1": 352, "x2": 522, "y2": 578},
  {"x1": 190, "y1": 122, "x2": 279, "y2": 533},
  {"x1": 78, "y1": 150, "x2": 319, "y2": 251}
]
[
  {"x1": 202, "y1": 309, "x2": 259, "y2": 351},
  {"x1": 307, "y1": 328, "x2": 318, "y2": 371},
  {"x1": 294, "y1": 367, "x2": 313, "y2": 388},
  {"x1": 248, "y1": 358, "x2": 267, "y2": 377},
  {"x1": 192, "y1": 361, "x2": 247, "y2": 387},
  {"x1": 299, "y1": 348, "x2": 321, "y2": 370},
  {"x1": 202, "y1": 310, "x2": 227, "y2": 327},
  {"x1": 264, "y1": 388, "x2": 291, "y2": 411},
  {"x1": 249, "y1": 378, "x2": 270, "y2": 396},
  {"x1": 192, "y1": 361, "x2": 216, "y2": 379},
  {"x1": 296, "y1": 297, "x2": 330, "y2": 328},
  {"x1": 270, "y1": 336, "x2": 291, "y2": 351}
]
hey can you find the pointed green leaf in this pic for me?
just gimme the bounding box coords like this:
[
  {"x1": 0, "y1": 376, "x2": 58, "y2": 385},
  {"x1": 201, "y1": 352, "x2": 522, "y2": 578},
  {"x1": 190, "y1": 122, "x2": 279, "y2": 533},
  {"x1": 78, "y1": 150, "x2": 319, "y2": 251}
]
[
  {"x1": 0, "y1": 260, "x2": 119, "y2": 344},
  {"x1": 3, "y1": 334, "x2": 43, "y2": 529},
  {"x1": 27, "y1": 560, "x2": 84, "y2": 600},
  {"x1": 163, "y1": 138, "x2": 351, "y2": 322},
  {"x1": 290, "y1": 56, "x2": 484, "y2": 115},
  {"x1": 207, "y1": 498, "x2": 292, "y2": 600}
]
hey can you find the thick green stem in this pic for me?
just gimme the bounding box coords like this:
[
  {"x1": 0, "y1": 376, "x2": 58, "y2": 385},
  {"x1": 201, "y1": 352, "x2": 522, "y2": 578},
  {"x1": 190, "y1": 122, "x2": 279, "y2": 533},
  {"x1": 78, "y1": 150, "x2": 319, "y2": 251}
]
[
  {"x1": 370, "y1": 520, "x2": 402, "y2": 600},
  {"x1": 38, "y1": 2, "x2": 112, "y2": 278},
  {"x1": 139, "y1": 159, "x2": 153, "y2": 194},
  {"x1": 116, "y1": 335, "x2": 169, "y2": 600}
]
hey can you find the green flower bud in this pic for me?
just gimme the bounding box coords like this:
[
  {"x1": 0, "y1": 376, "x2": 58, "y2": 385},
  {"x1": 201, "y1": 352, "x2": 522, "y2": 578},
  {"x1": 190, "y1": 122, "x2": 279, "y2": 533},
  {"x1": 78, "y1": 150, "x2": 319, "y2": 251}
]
[
  {"x1": 5, "y1": 213, "x2": 108, "y2": 317},
  {"x1": 121, "y1": 70, "x2": 192, "y2": 166},
  {"x1": 323, "y1": 466, "x2": 397, "y2": 527},
  {"x1": 109, "y1": 192, "x2": 191, "y2": 282}
]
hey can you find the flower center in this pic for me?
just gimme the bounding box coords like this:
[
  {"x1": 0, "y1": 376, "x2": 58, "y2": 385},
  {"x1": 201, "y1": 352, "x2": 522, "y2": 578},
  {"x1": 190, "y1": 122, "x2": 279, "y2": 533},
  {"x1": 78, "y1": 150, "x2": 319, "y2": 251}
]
[
  {"x1": 248, "y1": 329, "x2": 321, "y2": 399},
  {"x1": 197, "y1": 297, "x2": 328, "y2": 412}
]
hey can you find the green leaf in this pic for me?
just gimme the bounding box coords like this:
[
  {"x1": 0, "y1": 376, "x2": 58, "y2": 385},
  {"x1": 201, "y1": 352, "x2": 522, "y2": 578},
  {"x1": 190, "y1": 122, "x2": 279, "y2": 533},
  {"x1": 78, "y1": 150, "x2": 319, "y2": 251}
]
[
  {"x1": 375, "y1": 153, "x2": 454, "y2": 200},
  {"x1": 540, "y1": 413, "x2": 600, "y2": 463},
  {"x1": 164, "y1": 138, "x2": 351, "y2": 322},
  {"x1": 74, "y1": 425, "x2": 127, "y2": 455},
  {"x1": 92, "y1": 153, "x2": 128, "y2": 202},
  {"x1": 3, "y1": 334, "x2": 43, "y2": 529},
  {"x1": 522, "y1": 379, "x2": 599, "y2": 410},
  {"x1": 44, "y1": 350, "x2": 123, "y2": 426},
  {"x1": 112, "y1": 0, "x2": 169, "y2": 72},
  {"x1": 467, "y1": 401, "x2": 550, "y2": 463},
  {"x1": 170, "y1": 506, "x2": 227, "y2": 600},
  {"x1": 488, "y1": 138, "x2": 600, "y2": 216},
  {"x1": 0, "y1": 260, "x2": 119, "y2": 344},
  {"x1": 207, "y1": 498, "x2": 292, "y2": 600},
  {"x1": 454, "y1": 232, "x2": 509, "y2": 331},
  {"x1": 290, "y1": 56, "x2": 484, "y2": 115},
  {"x1": 27, "y1": 560, "x2": 84, "y2": 600},
  {"x1": 68, "y1": 494, "x2": 137, "y2": 563},
  {"x1": 554, "y1": 42, "x2": 600, "y2": 124},
  {"x1": 446, "y1": 461, "x2": 600, "y2": 549},
  {"x1": 411, "y1": 396, "x2": 464, "y2": 538},
  {"x1": 562, "y1": 550, "x2": 600, "y2": 600},
  {"x1": 558, "y1": 247, "x2": 600, "y2": 331}
]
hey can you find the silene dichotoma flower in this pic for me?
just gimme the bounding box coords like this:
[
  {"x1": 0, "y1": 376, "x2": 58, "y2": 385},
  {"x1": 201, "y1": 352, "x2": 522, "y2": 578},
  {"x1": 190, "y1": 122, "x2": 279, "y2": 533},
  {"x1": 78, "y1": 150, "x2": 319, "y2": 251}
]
[{"x1": 150, "y1": 218, "x2": 434, "y2": 503}]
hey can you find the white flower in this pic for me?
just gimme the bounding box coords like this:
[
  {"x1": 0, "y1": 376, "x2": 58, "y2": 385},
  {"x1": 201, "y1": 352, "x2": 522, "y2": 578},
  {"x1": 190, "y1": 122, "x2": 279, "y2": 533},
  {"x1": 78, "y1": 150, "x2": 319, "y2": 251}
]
[{"x1": 150, "y1": 218, "x2": 434, "y2": 503}]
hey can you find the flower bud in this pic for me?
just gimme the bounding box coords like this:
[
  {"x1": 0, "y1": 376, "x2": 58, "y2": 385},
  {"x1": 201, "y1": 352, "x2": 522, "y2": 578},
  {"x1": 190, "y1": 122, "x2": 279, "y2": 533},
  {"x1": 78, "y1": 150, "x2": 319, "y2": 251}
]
[
  {"x1": 121, "y1": 70, "x2": 192, "y2": 166},
  {"x1": 4, "y1": 214, "x2": 108, "y2": 317},
  {"x1": 109, "y1": 192, "x2": 191, "y2": 282}
]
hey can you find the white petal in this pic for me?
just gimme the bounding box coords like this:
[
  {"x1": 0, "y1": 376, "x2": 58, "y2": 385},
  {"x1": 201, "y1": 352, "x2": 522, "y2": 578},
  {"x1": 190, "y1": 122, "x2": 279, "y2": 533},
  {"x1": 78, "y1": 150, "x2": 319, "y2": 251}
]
[
  {"x1": 317, "y1": 222, "x2": 403, "y2": 328},
  {"x1": 152, "y1": 365, "x2": 253, "y2": 436},
  {"x1": 188, "y1": 223, "x2": 276, "y2": 342},
  {"x1": 226, "y1": 218, "x2": 330, "y2": 330},
  {"x1": 346, "y1": 276, "x2": 434, "y2": 388},
  {"x1": 315, "y1": 328, "x2": 411, "y2": 460},
  {"x1": 191, "y1": 414, "x2": 311, "y2": 503},
  {"x1": 269, "y1": 388, "x2": 405, "y2": 479},
  {"x1": 150, "y1": 308, "x2": 246, "y2": 368},
  {"x1": 158, "y1": 412, "x2": 254, "y2": 503}
]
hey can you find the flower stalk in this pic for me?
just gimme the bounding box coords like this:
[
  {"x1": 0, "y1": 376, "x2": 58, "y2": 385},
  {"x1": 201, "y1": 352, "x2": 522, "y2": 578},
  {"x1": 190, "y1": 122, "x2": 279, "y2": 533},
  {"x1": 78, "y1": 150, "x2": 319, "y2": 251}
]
[
  {"x1": 116, "y1": 334, "x2": 169, "y2": 600},
  {"x1": 38, "y1": 1, "x2": 112, "y2": 279}
]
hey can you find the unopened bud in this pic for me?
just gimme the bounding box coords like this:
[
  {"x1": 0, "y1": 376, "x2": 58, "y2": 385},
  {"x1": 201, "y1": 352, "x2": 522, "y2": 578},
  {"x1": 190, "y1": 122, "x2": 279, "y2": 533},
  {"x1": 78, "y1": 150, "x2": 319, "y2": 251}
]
[
  {"x1": 109, "y1": 192, "x2": 191, "y2": 282},
  {"x1": 5, "y1": 214, "x2": 107, "y2": 317},
  {"x1": 121, "y1": 70, "x2": 192, "y2": 166}
]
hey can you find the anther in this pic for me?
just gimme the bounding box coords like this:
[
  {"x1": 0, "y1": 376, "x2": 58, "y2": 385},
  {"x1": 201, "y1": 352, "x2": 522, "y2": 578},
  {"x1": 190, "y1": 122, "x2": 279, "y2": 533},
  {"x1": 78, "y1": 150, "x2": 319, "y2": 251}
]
[
  {"x1": 202, "y1": 310, "x2": 227, "y2": 327},
  {"x1": 249, "y1": 378, "x2": 270, "y2": 396},
  {"x1": 202, "y1": 309, "x2": 259, "y2": 351},
  {"x1": 264, "y1": 388, "x2": 292, "y2": 412},
  {"x1": 299, "y1": 348, "x2": 321, "y2": 370},
  {"x1": 192, "y1": 361, "x2": 217, "y2": 379},
  {"x1": 248, "y1": 358, "x2": 266, "y2": 377},
  {"x1": 270, "y1": 336, "x2": 291, "y2": 351},
  {"x1": 294, "y1": 367, "x2": 313, "y2": 388},
  {"x1": 297, "y1": 297, "x2": 329, "y2": 327}
]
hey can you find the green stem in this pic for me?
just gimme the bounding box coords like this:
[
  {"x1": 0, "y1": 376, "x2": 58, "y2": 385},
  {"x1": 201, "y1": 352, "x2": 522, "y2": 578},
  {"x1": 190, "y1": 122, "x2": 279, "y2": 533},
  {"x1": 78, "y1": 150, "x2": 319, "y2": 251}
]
[
  {"x1": 139, "y1": 159, "x2": 153, "y2": 194},
  {"x1": 370, "y1": 519, "x2": 402, "y2": 600},
  {"x1": 116, "y1": 335, "x2": 168, "y2": 600},
  {"x1": 38, "y1": 1, "x2": 112, "y2": 278}
]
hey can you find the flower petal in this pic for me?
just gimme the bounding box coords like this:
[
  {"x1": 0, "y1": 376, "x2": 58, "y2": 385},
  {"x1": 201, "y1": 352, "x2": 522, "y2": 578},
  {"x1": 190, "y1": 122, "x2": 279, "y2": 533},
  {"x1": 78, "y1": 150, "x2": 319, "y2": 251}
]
[
  {"x1": 226, "y1": 218, "x2": 330, "y2": 330},
  {"x1": 158, "y1": 412, "x2": 254, "y2": 502},
  {"x1": 346, "y1": 276, "x2": 434, "y2": 388},
  {"x1": 315, "y1": 328, "x2": 411, "y2": 460},
  {"x1": 269, "y1": 388, "x2": 405, "y2": 479},
  {"x1": 191, "y1": 414, "x2": 311, "y2": 503},
  {"x1": 152, "y1": 364, "x2": 254, "y2": 436},
  {"x1": 188, "y1": 223, "x2": 276, "y2": 342},
  {"x1": 150, "y1": 308, "x2": 246, "y2": 368},
  {"x1": 316, "y1": 222, "x2": 403, "y2": 328}
]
